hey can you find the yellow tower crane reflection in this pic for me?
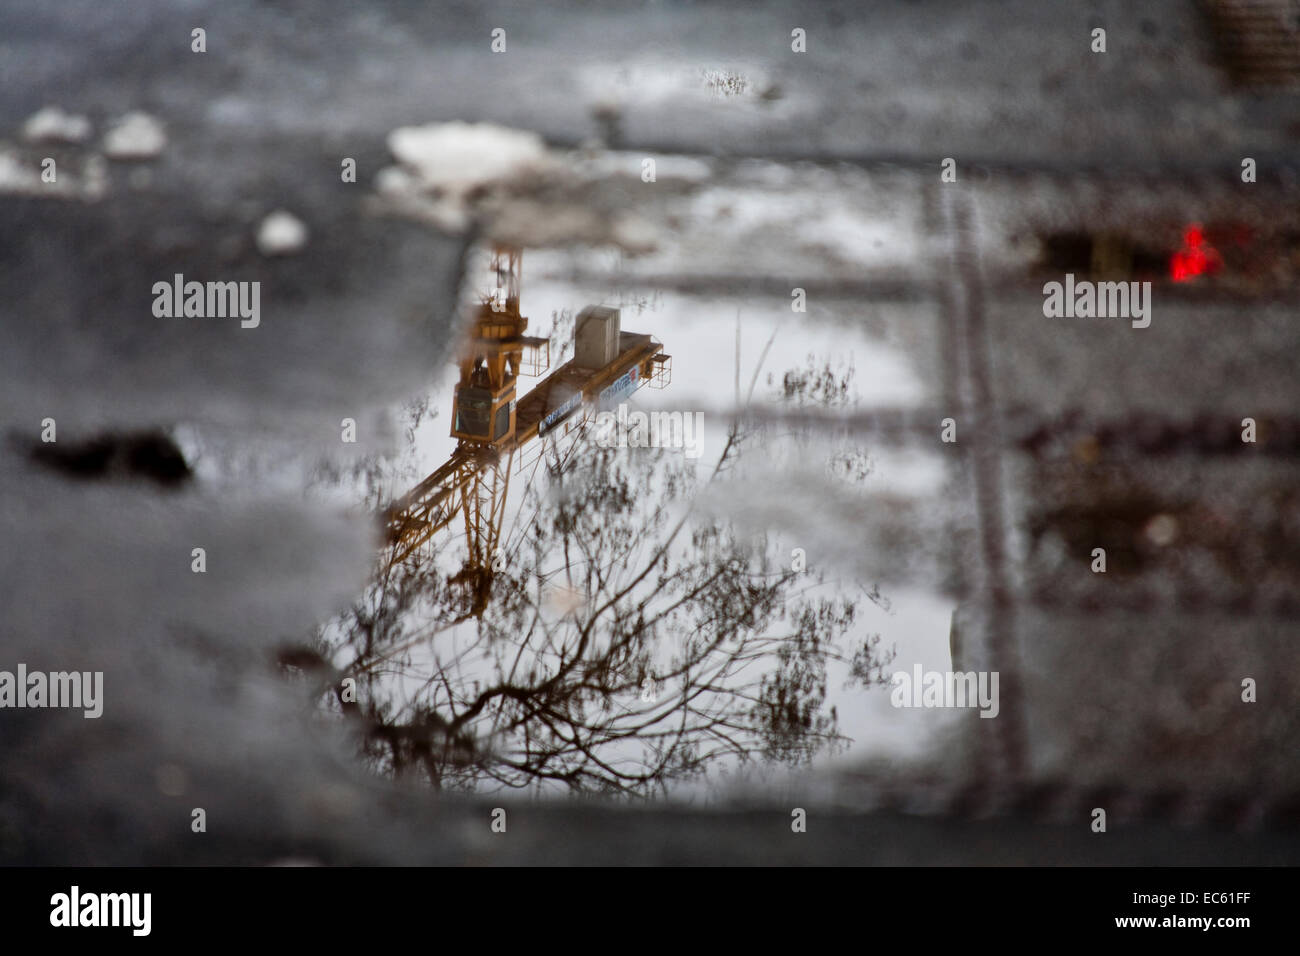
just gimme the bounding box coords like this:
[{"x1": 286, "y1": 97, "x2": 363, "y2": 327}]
[{"x1": 383, "y1": 245, "x2": 672, "y2": 616}]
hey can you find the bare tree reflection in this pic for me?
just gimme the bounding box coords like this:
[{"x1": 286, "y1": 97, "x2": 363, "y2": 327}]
[
  {"x1": 770, "y1": 353, "x2": 857, "y2": 409},
  {"x1": 314, "y1": 420, "x2": 892, "y2": 796}
]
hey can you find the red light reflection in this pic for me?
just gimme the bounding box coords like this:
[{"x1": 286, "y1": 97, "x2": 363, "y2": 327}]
[{"x1": 1170, "y1": 224, "x2": 1222, "y2": 281}]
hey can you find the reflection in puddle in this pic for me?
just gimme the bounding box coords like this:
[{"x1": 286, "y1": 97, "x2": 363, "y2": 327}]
[{"x1": 313, "y1": 244, "x2": 959, "y2": 794}]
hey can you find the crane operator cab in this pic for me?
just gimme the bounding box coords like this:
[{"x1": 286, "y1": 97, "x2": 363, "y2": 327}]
[
  {"x1": 448, "y1": 245, "x2": 534, "y2": 449},
  {"x1": 452, "y1": 377, "x2": 514, "y2": 444}
]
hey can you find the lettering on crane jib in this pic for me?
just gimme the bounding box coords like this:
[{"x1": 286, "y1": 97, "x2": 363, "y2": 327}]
[
  {"x1": 539, "y1": 391, "x2": 583, "y2": 435},
  {"x1": 599, "y1": 366, "x2": 639, "y2": 408}
]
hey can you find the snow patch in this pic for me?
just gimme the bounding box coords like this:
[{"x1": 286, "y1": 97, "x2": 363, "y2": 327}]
[
  {"x1": 0, "y1": 151, "x2": 39, "y2": 192},
  {"x1": 103, "y1": 112, "x2": 167, "y2": 160},
  {"x1": 22, "y1": 106, "x2": 92, "y2": 144},
  {"x1": 256, "y1": 210, "x2": 310, "y2": 256},
  {"x1": 386, "y1": 121, "x2": 548, "y2": 195},
  {"x1": 0, "y1": 148, "x2": 107, "y2": 201}
]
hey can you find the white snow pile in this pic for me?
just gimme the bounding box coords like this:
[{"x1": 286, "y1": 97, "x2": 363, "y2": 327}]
[
  {"x1": 256, "y1": 209, "x2": 310, "y2": 256},
  {"x1": 375, "y1": 121, "x2": 553, "y2": 233},
  {"x1": 372, "y1": 121, "x2": 660, "y2": 252},
  {"x1": 22, "y1": 106, "x2": 92, "y2": 144},
  {"x1": 0, "y1": 148, "x2": 107, "y2": 200},
  {"x1": 103, "y1": 111, "x2": 167, "y2": 160},
  {"x1": 386, "y1": 121, "x2": 548, "y2": 195}
]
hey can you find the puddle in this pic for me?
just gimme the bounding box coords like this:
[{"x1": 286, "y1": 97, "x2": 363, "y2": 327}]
[{"x1": 293, "y1": 236, "x2": 961, "y2": 797}]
